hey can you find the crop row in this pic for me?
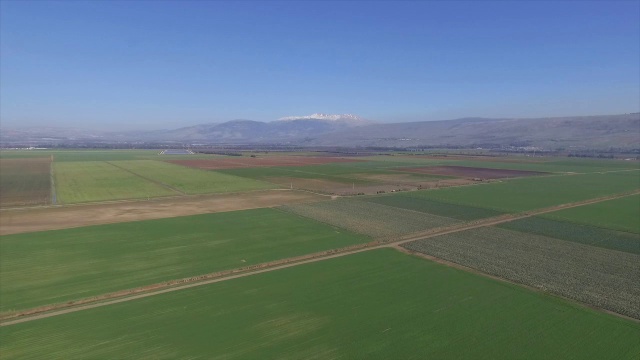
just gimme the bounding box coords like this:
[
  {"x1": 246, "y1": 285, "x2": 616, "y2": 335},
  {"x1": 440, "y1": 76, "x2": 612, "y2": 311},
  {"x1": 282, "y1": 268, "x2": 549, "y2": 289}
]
[
  {"x1": 281, "y1": 199, "x2": 460, "y2": 239},
  {"x1": 403, "y1": 227, "x2": 640, "y2": 319}
]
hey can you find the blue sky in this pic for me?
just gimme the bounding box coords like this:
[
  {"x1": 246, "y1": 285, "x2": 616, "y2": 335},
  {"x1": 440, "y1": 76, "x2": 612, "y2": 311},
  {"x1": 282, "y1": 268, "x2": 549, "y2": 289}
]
[{"x1": 1, "y1": 0, "x2": 639, "y2": 130}]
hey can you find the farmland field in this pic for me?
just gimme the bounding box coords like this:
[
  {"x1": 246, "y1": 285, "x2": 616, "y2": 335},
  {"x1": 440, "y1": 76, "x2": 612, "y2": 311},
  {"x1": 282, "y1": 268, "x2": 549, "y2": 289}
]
[
  {"x1": 53, "y1": 161, "x2": 176, "y2": 203},
  {"x1": 0, "y1": 149, "x2": 219, "y2": 162},
  {"x1": 0, "y1": 208, "x2": 368, "y2": 313},
  {"x1": 404, "y1": 171, "x2": 640, "y2": 212},
  {"x1": 396, "y1": 165, "x2": 548, "y2": 179},
  {"x1": 167, "y1": 156, "x2": 363, "y2": 169},
  {"x1": 1, "y1": 151, "x2": 639, "y2": 357},
  {"x1": 390, "y1": 155, "x2": 640, "y2": 173},
  {"x1": 542, "y1": 194, "x2": 640, "y2": 234},
  {"x1": 220, "y1": 163, "x2": 450, "y2": 194},
  {"x1": 499, "y1": 217, "x2": 640, "y2": 254},
  {"x1": 403, "y1": 227, "x2": 640, "y2": 319},
  {"x1": 362, "y1": 194, "x2": 504, "y2": 220},
  {"x1": 282, "y1": 199, "x2": 460, "y2": 239},
  {"x1": 0, "y1": 158, "x2": 51, "y2": 207},
  {"x1": 2, "y1": 249, "x2": 639, "y2": 359},
  {"x1": 109, "y1": 160, "x2": 275, "y2": 194},
  {"x1": 0, "y1": 190, "x2": 323, "y2": 236}
]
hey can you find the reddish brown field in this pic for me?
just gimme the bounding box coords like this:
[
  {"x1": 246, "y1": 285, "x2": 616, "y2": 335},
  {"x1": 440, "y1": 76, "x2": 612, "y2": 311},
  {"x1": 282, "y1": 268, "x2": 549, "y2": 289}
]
[
  {"x1": 167, "y1": 156, "x2": 362, "y2": 170},
  {"x1": 397, "y1": 165, "x2": 548, "y2": 179}
]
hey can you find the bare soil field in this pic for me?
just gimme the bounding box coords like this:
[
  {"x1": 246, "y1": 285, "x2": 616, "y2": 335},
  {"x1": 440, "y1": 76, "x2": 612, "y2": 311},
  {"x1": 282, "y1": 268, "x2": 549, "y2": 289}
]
[
  {"x1": 0, "y1": 190, "x2": 323, "y2": 235},
  {"x1": 167, "y1": 156, "x2": 362, "y2": 170},
  {"x1": 397, "y1": 165, "x2": 548, "y2": 179}
]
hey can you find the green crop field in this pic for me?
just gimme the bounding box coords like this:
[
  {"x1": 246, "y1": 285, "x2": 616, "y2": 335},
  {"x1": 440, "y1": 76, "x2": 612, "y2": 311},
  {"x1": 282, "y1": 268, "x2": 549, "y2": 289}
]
[
  {"x1": 362, "y1": 194, "x2": 504, "y2": 220},
  {"x1": 499, "y1": 217, "x2": 640, "y2": 254},
  {"x1": 2, "y1": 249, "x2": 639, "y2": 359},
  {"x1": 282, "y1": 199, "x2": 459, "y2": 239},
  {"x1": 53, "y1": 161, "x2": 176, "y2": 203},
  {"x1": 109, "y1": 160, "x2": 275, "y2": 194},
  {"x1": 403, "y1": 227, "x2": 640, "y2": 319},
  {"x1": 404, "y1": 171, "x2": 640, "y2": 212},
  {"x1": 0, "y1": 208, "x2": 368, "y2": 313},
  {"x1": 0, "y1": 158, "x2": 51, "y2": 207},
  {"x1": 542, "y1": 194, "x2": 640, "y2": 234},
  {"x1": 0, "y1": 149, "x2": 220, "y2": 162}
]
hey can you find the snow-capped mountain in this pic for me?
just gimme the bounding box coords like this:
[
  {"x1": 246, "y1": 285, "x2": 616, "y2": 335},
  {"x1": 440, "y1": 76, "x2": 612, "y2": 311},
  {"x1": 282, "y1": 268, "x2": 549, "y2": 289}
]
[{"x1": 277, "y1": 113, "x2": 370, "y2": 126}]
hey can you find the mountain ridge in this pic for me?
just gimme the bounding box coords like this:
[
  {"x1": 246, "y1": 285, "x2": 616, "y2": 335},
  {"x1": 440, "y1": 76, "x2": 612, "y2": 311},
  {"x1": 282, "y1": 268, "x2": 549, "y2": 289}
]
[{"x1": 1, "y1": 113, "x2": 638, "y2": 150}]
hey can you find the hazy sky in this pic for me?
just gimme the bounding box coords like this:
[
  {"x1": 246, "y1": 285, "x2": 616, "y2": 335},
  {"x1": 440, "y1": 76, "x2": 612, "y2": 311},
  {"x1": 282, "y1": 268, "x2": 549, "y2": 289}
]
[{"x1": 1, "y1": 1, "x2": 639, "y2": 130}]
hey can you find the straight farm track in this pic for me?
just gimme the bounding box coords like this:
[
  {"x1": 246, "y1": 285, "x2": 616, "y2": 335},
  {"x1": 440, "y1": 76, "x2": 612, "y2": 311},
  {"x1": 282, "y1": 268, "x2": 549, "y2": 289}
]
[{"x1": 4, "y1": 189, "x2": 638, "y2": 325}]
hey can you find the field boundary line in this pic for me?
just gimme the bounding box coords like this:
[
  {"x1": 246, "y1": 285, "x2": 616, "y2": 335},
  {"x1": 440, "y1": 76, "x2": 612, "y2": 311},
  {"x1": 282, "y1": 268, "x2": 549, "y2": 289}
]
[
  {"x1": 104, "y1": 161, "x2": 186, "y2": 195},
  {"x1": 2, "y1": 189, "x2": 638, "y2": 326}
]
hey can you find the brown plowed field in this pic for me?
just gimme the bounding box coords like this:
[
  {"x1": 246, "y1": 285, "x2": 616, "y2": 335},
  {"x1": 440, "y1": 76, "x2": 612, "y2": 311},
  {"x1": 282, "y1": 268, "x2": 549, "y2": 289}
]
[
  {"x1": 167, "y1": 156, "x2": 362, "y2": 170},
  {"x1": 397, "y1": 165, "x2": 547, "y2": 179},
  {"x1": 0, "y1": 190, "x2": 323, "y2": 235}
]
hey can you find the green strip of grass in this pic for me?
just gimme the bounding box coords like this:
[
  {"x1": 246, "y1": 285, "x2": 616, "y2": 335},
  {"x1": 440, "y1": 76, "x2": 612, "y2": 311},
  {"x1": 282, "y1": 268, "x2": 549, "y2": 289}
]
[
  {"x1": 2, "y1": 249, "x2": 638, "y2": 359},
  {"x1": 0, "y1": 208, "x2": 369, "y2": 313}
]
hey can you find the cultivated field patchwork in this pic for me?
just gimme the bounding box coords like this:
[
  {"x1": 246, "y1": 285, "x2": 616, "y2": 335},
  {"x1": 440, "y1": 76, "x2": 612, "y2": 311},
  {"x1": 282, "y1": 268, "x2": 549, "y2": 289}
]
[
  {"x1": 2, "y1": 249, "x2": 638, "y2": 359},
  {"x1": 403, "y1": 227, "x2": 640, "y2": 319},
  {"x1": 0, "y1": 208, "x2": 368, "y2": 313}
]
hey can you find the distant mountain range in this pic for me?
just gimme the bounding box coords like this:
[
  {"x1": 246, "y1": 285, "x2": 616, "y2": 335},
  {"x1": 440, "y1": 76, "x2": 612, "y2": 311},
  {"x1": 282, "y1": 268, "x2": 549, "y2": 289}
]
[{"x1": 1, "y1": 113, "x2": 638, "y2": 150}]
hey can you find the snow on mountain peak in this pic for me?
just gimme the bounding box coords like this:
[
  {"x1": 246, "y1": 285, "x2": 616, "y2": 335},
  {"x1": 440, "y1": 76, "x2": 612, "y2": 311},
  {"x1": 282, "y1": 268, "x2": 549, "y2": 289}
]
[{"x1": 277, "y1": 113, "x2": 365, "y2": 122}]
